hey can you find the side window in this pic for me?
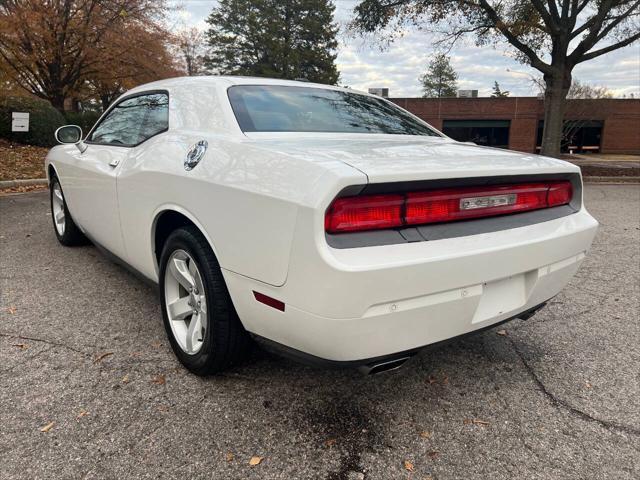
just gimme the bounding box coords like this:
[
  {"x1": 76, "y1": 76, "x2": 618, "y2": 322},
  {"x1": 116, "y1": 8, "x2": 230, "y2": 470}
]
[{"x1": 88, "y1": 92, "x2": 169, "y2": 146}]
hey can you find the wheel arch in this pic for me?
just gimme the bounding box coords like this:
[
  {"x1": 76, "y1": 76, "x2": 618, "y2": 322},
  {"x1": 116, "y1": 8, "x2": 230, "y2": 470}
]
[
  {"x1": 151, "y1": 206, "x2": 221, "y2": 275},
  {"x1": 47, "y1": 163, "x2": 59, "y2": 184}
]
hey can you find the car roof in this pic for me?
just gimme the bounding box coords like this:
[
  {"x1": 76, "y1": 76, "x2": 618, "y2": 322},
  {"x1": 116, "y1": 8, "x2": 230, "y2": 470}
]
[{"x1": 125, "y1": 75, "x2": 369, "y2": 96}]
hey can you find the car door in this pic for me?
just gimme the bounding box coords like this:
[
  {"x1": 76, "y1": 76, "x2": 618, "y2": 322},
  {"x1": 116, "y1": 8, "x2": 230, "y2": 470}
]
[{"x1": 64, "y1": 92, "x2": 167, "y2": 259}]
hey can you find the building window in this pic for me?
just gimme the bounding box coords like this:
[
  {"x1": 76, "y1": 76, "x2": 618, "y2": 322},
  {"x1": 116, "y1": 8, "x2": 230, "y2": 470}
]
[
  {"x1": 536, "y1": 120, "x2": 603, "y2": 153},
  {"x1": 442, "y1": 120, "x2": 510, "y2": 148}
]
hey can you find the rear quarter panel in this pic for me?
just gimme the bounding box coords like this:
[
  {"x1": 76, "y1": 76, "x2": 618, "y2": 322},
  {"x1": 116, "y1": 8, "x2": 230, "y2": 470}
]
[{"x1": 117, "y1": 132, "x2": 365, "y2": 286}]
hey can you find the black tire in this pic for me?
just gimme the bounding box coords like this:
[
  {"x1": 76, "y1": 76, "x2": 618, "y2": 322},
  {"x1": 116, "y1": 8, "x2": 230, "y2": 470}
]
[
  {"x1": 159, "y1": 226, "x2": 250, "y2": 375},
  {"x1": 50, "y1": 175, "x2": 88, "y2": 246}
]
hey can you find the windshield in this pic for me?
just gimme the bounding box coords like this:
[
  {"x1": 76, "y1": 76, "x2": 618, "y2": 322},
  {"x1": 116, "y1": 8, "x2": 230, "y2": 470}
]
[{"x1": 228, "y1": 85, "x2": 440, "y2": 136}]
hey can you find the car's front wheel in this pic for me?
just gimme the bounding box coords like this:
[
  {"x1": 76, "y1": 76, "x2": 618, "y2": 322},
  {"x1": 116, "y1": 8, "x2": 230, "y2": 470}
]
[
  {"x1": 159, "y1": 226, "x2": 250, "y2": 375},
  {"x1": 50, "y1": 176, "x2": 87, "y2": 246}
]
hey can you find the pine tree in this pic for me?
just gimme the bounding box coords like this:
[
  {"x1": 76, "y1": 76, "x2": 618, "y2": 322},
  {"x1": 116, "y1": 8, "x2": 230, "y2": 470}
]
[
  {"x1": 204, "y1": 0, "x2": 339, "y2": 85},
  {"x1": 491, "y1": 81, "x2": 510, "y2": 98},
  {"x1": 419, "y1": 54, "x2": 458, "y2": 98}
]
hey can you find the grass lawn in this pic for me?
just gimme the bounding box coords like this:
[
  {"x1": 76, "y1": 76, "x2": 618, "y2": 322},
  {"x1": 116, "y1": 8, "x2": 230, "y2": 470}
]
[{"x1": 0, "y1": 139, "x2": 48, "y2": 181}]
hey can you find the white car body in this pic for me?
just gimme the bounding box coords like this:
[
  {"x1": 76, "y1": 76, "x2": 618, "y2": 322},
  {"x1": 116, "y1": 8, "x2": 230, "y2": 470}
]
[{"x1": 46, "y1": 76, "x2": 598, "y2": 369}]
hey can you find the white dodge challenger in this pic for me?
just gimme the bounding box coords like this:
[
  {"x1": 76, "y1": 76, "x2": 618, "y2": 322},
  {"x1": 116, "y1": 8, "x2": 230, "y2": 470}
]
[{"x1": 46, "y1": 76, "x2": 598, "y2": 375}]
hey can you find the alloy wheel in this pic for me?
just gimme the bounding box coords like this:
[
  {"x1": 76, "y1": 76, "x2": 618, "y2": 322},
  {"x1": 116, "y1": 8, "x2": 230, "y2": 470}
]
[
  {"x1": 163, "y1": 249, "x2": 208, "y2": 355},
  {"x1": 52, "y1": 181, "x2": 66, "y2": 236}
]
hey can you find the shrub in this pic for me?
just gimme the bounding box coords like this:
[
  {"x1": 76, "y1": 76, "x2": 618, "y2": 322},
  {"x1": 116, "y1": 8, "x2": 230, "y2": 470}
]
[
  {"x1": 64, "y1": 110, "x2": 102, "y2": 134},
  {"x1": 0, "y1": 95, "x2": 66, "y2": 147}
]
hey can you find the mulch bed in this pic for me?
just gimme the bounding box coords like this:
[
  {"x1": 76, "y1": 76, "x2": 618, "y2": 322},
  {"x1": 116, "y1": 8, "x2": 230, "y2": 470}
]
[
  {"x1": 578, "y1": 165, "x2": 640, "y2": 177},
  {"x1": 0, "y1": 184, "x2": 48, "y2": 196},
  {"x1": 0, "y1": 139, "x2": 48, "y2": 181}
]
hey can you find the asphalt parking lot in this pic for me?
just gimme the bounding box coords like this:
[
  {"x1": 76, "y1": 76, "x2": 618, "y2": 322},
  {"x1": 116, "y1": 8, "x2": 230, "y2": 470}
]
[{"x1": 1, "y1": 185, "x2": 639, "y2": 480}]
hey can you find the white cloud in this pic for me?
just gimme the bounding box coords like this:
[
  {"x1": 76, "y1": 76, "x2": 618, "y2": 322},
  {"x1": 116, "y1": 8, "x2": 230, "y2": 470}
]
[{"x1": 171, "y1": 0, "x2": 640, "y2": 98}]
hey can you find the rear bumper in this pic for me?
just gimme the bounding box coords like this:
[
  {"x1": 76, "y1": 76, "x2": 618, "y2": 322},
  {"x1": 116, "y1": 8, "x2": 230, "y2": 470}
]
[
  {"x1": 223, "y1": 207, "x2": 598, "y2": 362},
  {"x1": 251, "y1": 301, "x2": 548, "y2": 369}
]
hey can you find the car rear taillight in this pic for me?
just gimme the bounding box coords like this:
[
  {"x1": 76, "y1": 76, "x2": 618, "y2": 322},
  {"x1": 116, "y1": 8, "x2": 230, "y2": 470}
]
[
  {"x1": 325, "y1": 181, "x2": 572, "y2": 233},
  {"x1": 324, "y1": 194, "x2": 404, "y2": 233},
  {"x1": 547, "y1": 181, "x2": 573, "y2": 207},
  {"x1": 405, "y1": 183, "x2": 551, "y2": 225}
]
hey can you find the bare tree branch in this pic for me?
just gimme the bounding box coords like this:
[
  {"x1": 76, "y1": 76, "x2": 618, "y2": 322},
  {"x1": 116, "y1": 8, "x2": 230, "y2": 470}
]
[
  {"x1": 530, "y1": 0, "x2": 558, "y2": 33},
  {"x1": 577, "y1": 31, "x2": 640, "y2": 63},
  {"x1": 547, "y1": 0, "x2": 561, "y2": 21},
  {"x1": 477, "y1": 0, "x2": 552, "y2": 74}
]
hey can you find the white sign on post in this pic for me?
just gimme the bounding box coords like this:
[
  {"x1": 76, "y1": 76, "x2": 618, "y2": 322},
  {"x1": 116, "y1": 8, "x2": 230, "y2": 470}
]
[{"x1": 11, "y1": 112, "x2": 29, "y2": 132}]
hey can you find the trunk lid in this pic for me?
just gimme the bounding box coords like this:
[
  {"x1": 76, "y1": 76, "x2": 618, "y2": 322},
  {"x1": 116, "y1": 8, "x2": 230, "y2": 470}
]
[{"x1": 245, "y1": 133, "x2": 578, "y2": 183}]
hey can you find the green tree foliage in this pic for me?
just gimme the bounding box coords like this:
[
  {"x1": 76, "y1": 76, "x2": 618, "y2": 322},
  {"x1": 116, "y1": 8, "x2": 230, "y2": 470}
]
[
  {"x1": 63, "y1": 111, "x2": 102, "y2": 133},
  {"x1": 491, "y1": 81, "x2": 510, "y2": 98},
  {"x1": 420, "y1": 54, "x2": 458, "y2": 98},
  {"x1": 0, "y1": 96, "x2": 65, "y2": 147},
  {"x1": 350, "y1": 0, "x2": 640, "y2": 157},
  {"x1": 204, "y1": 0, "x2": 340, "y2": 84}
]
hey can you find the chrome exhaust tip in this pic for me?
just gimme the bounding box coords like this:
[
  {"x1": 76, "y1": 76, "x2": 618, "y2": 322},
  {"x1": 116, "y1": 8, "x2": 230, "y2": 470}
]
[{"x1": 358, "y1": 356, "x2": 411, "y2": 375}]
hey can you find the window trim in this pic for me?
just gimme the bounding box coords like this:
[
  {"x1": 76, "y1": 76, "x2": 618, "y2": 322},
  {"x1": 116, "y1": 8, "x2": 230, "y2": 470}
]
[
  {"x1": 84, "y1": 89, "x2": 170, "y2": 148},
  {"x1": 226, "y1": 84, "x2": 443, "y2": 137}
]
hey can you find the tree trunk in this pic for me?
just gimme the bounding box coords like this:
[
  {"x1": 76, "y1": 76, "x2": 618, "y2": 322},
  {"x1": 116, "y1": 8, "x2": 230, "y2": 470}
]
[
  {"x1": 50, "y1": 94, "x2": 66, "y2": 114},
  {"x1": 540, "y1": 72, "x2": 571, "y2": 158},
  {"x1": 101, "y1": 94, "x2": 112, "y2": 112}
]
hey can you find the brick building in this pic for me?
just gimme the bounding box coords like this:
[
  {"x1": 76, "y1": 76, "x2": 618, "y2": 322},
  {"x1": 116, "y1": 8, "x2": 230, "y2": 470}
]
[{"x1": 391, "y1": 97, "x2": 640, "y2": 154}]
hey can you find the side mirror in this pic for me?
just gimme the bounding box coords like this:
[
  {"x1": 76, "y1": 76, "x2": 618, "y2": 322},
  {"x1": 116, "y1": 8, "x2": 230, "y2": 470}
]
[{"x1": 55, "y1": 125, "x2": 87, "y2": 152}]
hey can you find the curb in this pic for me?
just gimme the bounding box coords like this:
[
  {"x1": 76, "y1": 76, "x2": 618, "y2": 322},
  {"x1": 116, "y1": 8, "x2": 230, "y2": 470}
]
[
  {"x1": 0, "y1": 178, "x2": 48, "y2": 189},
  {"x1": 583, "y1": 176, "x2": 640, "y2": 184}
]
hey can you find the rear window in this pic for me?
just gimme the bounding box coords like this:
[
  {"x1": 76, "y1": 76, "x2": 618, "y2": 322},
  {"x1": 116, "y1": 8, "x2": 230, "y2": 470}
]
[{"x1": 228, "y1": 85, "x2": 439, "y2": 136}]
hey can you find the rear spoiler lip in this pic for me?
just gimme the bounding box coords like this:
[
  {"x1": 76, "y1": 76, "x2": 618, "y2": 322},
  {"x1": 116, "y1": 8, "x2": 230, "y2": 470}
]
[{"x1": 338, "y1": 171, "x2": 580, "y2": 197}]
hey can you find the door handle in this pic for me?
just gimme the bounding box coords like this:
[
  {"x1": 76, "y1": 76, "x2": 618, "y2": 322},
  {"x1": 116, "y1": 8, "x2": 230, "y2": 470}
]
[{"x1": 109, "y1": 158, "x2": 120, "y2": 167}]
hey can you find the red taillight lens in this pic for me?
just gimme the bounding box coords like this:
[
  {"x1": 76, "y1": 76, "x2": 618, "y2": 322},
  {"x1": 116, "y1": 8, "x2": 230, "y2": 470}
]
[
  {"x1": 547, "y1": 181, "x2": 573, "y2": 207},
  {"x1": 325, "y1": 194, "x2": 403, "y2": 233},
  {"x1": 325, "y1": 181, "x2": 573, "y2": 233},
  {"x1": 405, "y1": 183, "x2": 549, "y2": 225}
]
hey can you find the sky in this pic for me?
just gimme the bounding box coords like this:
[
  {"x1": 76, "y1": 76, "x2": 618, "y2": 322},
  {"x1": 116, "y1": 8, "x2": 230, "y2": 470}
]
[{"x1": 168, "y1": 0, "x2": 640, "y2": 98}]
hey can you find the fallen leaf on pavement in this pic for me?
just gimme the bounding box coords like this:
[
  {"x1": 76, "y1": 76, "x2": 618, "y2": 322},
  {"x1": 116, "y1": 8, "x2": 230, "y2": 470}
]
[
  {"x1": 420, "y1": 431, "x2": 432, "y2": 439},
  {"x1": 40, "y1": 421, "x2": 55, "y2": 433},
  {"x1": 473, "y1": 419, "x2": 490, "y2": 426},
  {"x1": 404, "y1": 460, "x2": 414, "y2": 472},
  {"x1": 496, "y1": 330, "x2": 507, "y2": 336},
  {"x1": 426, "y1": 373, "x2": 449, "y2": 386},
  {"x1": 249, "y1": 456, "x2": 264, "y2": 466},
  {"x1": 226, "y1": 452, "x2": 234, "y2": 462},
  {"x1": 94, "y1": 352, "x2": 113, "y2": 363},
  {"x1": 428, "y1": 451, "x2": 440, "y2": 458},
  {"x1": 121, "y1": 374, "x2": 130, "y2": 384},
  {"x1": 151, "y1": 374, "x2": 166, "y2": 385},
  {"x1": 6, "y1": 306, "x2": 16, "y2": 314},
  {"x1": 11, "y1": 343, "x2": 28, "y2": 350},
  {"x1": 77, "y1": 410, "x2": 89, "y2": 419}
]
